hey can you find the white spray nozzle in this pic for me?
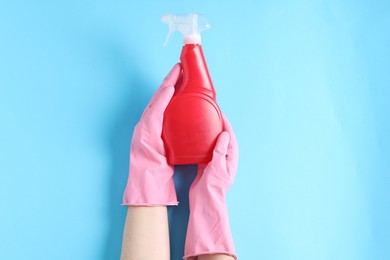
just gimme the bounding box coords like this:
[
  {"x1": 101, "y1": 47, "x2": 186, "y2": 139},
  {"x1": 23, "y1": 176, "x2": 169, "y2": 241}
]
[{"x1": 161, "y1": 13, "x2": 210, "y2": 46}]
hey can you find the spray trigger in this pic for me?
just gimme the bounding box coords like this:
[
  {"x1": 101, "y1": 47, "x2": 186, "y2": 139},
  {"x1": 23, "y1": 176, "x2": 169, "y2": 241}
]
[{"x1": 161, "y1": 13, "x2": 210, "y2": 46}]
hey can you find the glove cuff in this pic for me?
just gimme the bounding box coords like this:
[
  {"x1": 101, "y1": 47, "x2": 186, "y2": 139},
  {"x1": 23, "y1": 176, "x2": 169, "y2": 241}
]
[
  {"x1": 122, "y1": 165, "x2": 178, "y2": 206},
  {"x1": 184, "y1": 188, "x2": 236, "y2": 259}
]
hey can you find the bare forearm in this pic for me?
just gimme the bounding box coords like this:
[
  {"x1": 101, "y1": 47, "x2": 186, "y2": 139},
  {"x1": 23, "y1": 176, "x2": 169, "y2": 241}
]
[{"x1": 121, "y1": 206, "x2": 170, "y2": 260}]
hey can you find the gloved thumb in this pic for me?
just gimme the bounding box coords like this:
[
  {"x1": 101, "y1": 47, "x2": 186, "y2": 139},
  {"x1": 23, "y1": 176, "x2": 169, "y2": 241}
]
[
  {"x1": 144, "y1": 64, "x2": 181, "y2": 118},
  {"x1": 211, "y1": 131, "x2": 230, "y2": 165}
]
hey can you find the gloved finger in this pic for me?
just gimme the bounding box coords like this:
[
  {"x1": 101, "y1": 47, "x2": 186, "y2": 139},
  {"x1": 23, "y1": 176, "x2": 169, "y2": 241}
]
[
  {"x1": 222, "y1": 113, "x2": 238, "y2": 152},
  {"x1": 197, "y1": 164, "x2": 207, "y2": 175},
  {"x1": 162, "y1": 63, "x2": 181, "y2": 88},
  {"x1": 144, "y1": 84, "x2": 175, "y2": 127},
  {"x1": 143, "y1": 64, "x2": 181, "y2": 123},
  {"x1": 189, "y1": 164, "x2": 205, "y2": 193},
  {"x1": 211, "y1": 131, "x2": 230, "y2": 167},
  {"x1": 222, "y1": 113, "x2": 239, "y2": 174},
  {"x1": 145, "y1": 63, "x2": 181, "y2": 112},
  {"x1": 221, "y1": 113, "x2": 235, "y2": 139}
]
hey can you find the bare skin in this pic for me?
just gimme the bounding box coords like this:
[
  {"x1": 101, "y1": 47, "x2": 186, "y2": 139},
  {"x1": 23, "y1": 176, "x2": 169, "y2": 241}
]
[
  {"x1": 121, "y1": 206, "x2": 169, "y2": 260},
  {"x1": 120, "y1": 206, "x2": 234, "y2": 260}
]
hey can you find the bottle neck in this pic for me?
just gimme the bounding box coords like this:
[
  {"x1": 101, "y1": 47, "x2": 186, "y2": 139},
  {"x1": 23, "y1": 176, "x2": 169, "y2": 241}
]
[{"x1": 179, "y1": 44, "x2": 215, "y2": 98}]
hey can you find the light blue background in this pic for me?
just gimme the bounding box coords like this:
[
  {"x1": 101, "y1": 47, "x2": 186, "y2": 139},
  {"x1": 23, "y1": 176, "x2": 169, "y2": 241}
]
[{"x1": 0, "y1": 1, "x2": 389, "y2": 259}]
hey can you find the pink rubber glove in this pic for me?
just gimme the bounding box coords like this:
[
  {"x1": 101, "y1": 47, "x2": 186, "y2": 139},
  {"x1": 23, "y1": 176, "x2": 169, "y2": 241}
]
[
  {"x1": 184, "y1": 114, "x2": 239, "y2": 260},
  {"x1": 122, "y1": 64, "x2": 181, "y2": 206}
]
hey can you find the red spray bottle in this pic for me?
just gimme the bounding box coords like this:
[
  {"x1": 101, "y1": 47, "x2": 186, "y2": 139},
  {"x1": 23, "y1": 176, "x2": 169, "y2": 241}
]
[{"x1": 161, "y1": 14, "x2": 223, "y2": 165}]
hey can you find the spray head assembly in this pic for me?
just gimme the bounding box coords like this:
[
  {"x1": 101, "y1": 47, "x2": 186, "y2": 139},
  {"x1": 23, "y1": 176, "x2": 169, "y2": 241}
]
[{"x1": 161, "y1": 13, "x2": 210, "y2": 46}]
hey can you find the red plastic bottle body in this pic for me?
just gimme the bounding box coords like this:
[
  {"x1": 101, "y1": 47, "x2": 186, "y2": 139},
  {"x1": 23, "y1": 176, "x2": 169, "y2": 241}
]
[{"x1": 162, "y1": 44, "x2": 223, "y2": 165}]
